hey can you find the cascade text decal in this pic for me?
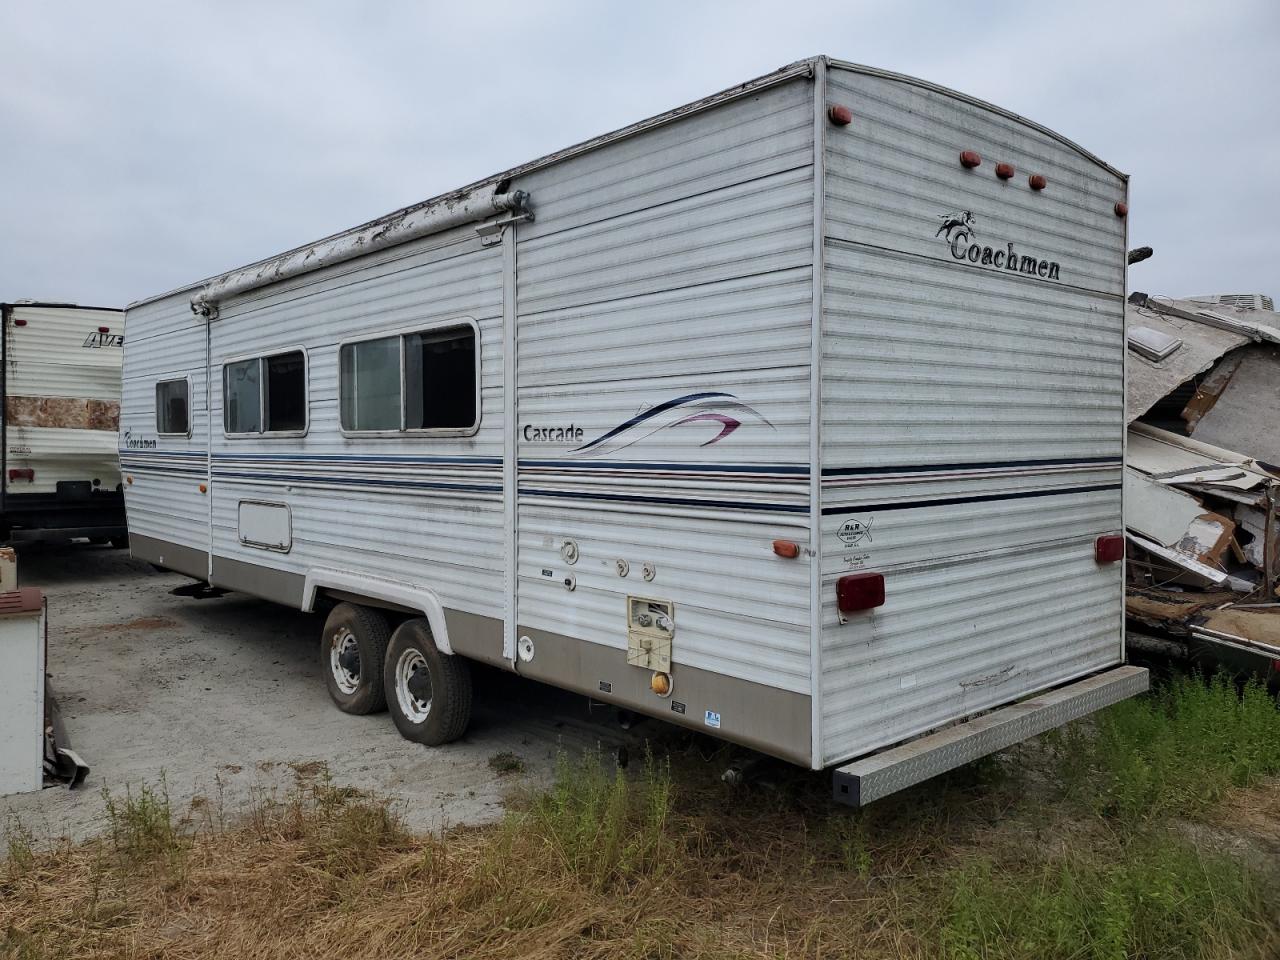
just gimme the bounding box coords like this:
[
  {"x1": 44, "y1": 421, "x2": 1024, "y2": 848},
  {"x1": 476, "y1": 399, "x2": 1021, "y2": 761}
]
[
  {"x1": 936, "y1": 210, "x2": 1061, "y2": 281},
  {"x1": 521, "y1": 393, "x2": 774, "y2": 457}
]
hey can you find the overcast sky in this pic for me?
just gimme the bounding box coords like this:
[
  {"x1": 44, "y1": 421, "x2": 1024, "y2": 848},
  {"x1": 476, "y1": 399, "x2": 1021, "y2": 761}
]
[{"x1": 2, "y1": 1, "x2": 1276, "y2": 308}]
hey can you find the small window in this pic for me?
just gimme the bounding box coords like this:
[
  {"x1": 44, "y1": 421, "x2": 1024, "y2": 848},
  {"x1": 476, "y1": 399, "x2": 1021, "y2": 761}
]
[
  {"x1": 340, "y1": 323, "x2": 478, "y2": 434},
  {"x1": 223, "y1": 350, "x2": 306, "y2": 436},
  {"x1": 155, "y1": 379, "x2": 190, "y2": 436}
]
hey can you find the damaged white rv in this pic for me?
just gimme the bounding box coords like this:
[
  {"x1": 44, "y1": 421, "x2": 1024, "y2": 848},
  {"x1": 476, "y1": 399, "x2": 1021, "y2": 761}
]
[{"x1": 121, "y1": 57, "x2": 1145, "y2": 803}]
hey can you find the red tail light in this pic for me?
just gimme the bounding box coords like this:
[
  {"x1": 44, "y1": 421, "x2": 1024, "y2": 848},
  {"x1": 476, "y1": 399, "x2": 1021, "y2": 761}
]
[
  {"x1": 837, "y1": 572, "x2": 885, "y2": 613},
  {"x1": 1095, "y1": 535, "x2": 1124, "y2": 563},
  {"x1": 8, "y1": 468, "x2": 34, "y2": 482}
]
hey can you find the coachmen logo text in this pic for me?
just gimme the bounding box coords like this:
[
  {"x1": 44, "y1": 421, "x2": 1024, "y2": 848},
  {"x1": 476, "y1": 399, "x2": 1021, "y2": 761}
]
[{"x1": 936, "y1": 211, "x2": 1061, "y2": 281}]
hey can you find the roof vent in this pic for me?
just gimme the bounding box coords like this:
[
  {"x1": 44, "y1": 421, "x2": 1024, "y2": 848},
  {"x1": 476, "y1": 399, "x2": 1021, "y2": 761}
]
[{"x1": 1128, "y1": 326, "x2": 1183, "y2": 362}]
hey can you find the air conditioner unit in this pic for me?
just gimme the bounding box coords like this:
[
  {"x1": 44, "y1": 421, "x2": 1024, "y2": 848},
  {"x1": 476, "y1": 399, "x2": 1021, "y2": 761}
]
[{"x1": 1188, "y1": 293, "x2": 1275, "y2": 311}]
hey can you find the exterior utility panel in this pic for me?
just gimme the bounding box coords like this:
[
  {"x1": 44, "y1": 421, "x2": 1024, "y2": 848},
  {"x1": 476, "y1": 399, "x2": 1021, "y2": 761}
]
[
  {"x1": 2, "y1": 302, "x2": 127, "y2": 542},
  {"x1": 121, "y1": 58, "x2": 1134, "y2": 782}
]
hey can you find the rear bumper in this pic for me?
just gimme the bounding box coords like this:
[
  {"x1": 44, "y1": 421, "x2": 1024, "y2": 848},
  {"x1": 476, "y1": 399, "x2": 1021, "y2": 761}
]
[
  {"x1": 832, "y1": 665, "x2": 1149, "y2": 806},
  {"x1": 0, "y1": 491, "x2": 126, "y2": 541}
]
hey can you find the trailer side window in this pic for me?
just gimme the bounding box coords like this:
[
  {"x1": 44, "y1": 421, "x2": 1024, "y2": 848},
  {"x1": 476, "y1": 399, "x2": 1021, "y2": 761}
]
[
  {"x1": 155, "y1": 379, "x2": 190, "y2": 436},
  {"x1": 223, "y1": 350, "x2": 307, "y2": 436},
  {"x1": 339, "y1": 322, "x2": 478, "y2": 434}
]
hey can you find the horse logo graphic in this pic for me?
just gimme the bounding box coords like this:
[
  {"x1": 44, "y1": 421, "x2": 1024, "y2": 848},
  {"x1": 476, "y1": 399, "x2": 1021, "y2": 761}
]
[
  {"x1": 936, "y1": 210, "x2": 975, "y2": 243},
  {"x1": 569, "y1": 392, "x2": 773, "y2": 458}
]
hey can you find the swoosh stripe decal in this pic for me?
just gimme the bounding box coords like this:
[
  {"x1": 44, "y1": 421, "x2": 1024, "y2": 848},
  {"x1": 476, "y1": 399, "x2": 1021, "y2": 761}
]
[{"x1": 570, "y1": 391, "x2": 733, "y2": 453}]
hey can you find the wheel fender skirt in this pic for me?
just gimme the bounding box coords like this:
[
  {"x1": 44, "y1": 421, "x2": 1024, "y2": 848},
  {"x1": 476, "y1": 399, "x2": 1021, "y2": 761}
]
[{"x1": 301, "y1": 568, "x2": 454, "y2": 655}]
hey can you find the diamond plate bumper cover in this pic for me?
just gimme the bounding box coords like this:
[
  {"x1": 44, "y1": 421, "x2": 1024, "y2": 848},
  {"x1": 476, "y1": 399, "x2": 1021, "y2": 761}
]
[{"x1": 832, "y1": 665, "x2": 1150, "y2": 806}]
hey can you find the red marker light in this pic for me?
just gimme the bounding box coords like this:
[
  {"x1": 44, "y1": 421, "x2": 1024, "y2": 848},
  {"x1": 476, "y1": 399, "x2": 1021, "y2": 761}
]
[
  {"x1": 13, "y1": 318, "x2": 27, "y2": 327},
  {"x1": 837, "y1": 572, "x2": 885, "y2": 613},
  {"x1": 1029, "y1": 173, "x2": 1048, "y2": 191},
  {"x1": 1114, "y1": 202, "x2": 1128, "y2": 217},
  {"x1": 995, "y1": 162, "x2": 1015, "y2": 180},
  {"x1": 827, "y1": 105, "x2": 853, "y2": 126},
  {"x1": 772, "y1": 539, "x2": 800, "y2": 559},
  {"x1": 98, "y1": 326, "x2": 110, "y2": 334},
  {"x1": 1095, "y1": 535, "x2": 1124, "y2": 563},
  {"x1": 8, "y1": 468, "x2": 34, "y2": 482},
  {"x1": 959, "y1": 151, "x2": 982, "y2": 169}
]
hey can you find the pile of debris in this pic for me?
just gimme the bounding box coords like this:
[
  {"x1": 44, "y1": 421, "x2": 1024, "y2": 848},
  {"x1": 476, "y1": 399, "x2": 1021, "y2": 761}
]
[{"x1": 1124, "y1": 293, "x2": 1280, "y2": 679}]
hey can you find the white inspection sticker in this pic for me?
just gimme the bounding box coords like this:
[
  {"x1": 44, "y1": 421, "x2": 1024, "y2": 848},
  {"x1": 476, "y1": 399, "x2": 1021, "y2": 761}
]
[{"x1": 704, "y1": 710, "x2": 721, "y2": 729}]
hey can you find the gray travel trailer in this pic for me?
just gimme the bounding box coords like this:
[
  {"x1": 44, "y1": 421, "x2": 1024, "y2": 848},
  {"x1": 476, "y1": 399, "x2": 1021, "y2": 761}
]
[{"x1": 120, "y1": 57, "x2": 1144, "y2": 804}]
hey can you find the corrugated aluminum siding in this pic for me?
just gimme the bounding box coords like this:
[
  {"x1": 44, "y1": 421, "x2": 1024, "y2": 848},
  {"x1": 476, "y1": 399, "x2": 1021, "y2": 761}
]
[
  {"x1": 513, "y1": 76, "x2": 817, "y2": 696},
  {"x1": 817, "y1": 64, "x2": 1127, "y2": 765}
]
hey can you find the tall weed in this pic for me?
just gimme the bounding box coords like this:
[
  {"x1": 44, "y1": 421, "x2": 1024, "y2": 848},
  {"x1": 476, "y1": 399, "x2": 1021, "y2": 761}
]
[
  {"x1": 936, "y1": 832, "x2": 1275, "y2": 960},
  {"x1": 1047, "y1": 673, "x2": 1280, "y2": 820}
]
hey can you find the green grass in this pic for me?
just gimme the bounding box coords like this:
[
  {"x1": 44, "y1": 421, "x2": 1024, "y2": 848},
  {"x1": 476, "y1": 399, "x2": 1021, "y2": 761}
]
[
  {"x1": 935, "y1": 832, "x2": 1274, "y2": 960},
  {"x1": 2, "y1": 817, "x2": 36, "y2": 879},
  {"x1": 100, "y1": 775, "x2": 187, "y2": 875},
  {"x1": 522, "y1": 747, "x2": 673, "y2": 891},
  {"x1": 1044, "y1": 673, "x2": 1280, "y2": 821}
]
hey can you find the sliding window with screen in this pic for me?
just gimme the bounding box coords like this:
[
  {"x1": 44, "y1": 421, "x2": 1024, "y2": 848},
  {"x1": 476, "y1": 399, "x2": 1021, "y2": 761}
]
[
  {"x1": 339, "y1": 321, "x2": 478, "y2": 436},
  {"x1": 222, "y1": 350, "x2": 308, "y2": 437}
]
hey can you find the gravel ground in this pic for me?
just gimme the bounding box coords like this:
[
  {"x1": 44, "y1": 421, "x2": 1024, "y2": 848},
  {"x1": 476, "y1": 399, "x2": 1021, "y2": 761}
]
[{"x1": 0, "y1": 542, "x2": 646, "y2": 841}]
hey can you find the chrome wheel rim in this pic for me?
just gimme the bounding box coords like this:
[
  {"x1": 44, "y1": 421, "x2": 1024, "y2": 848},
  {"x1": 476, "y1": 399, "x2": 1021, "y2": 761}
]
[
  {"x1": 395, "y1": 648, "x2": 431, "y2": 723},
  {"x1": 329, "y1": 627, "x2": 360, "y2": 694}
]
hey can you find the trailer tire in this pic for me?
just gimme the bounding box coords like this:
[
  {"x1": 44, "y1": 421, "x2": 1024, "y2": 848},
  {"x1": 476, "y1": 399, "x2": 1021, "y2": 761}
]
[
  {"x1": 384, "y1": 618, "x2": 472, "y2": 746},
  {"x1": 321, "y1": 602, "x2": 390, "y2": 715}
]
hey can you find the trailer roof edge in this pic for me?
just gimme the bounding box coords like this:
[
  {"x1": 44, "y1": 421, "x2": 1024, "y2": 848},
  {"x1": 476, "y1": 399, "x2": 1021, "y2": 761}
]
[{"x1": 827, "y1": 59, "x2": 1129, "y2": 181}]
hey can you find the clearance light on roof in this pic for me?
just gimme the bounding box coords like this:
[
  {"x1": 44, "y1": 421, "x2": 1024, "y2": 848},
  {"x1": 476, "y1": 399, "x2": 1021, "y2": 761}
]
[
  {"x1": 1114, "y1": 202, "x2": 1128, "y2": 217},
  {"x1": 995, "y1": 162, "x2": 1015, "y2": 180},
  {"x1": 827, "y1": 104, "x2": 853, "y2": 126},
  {"x1": 959, "y1": 151, "x2": 982, "y2": 169},
  {"x1": 1029, "y1": 173, "x2": 1048, "y2": 191},
  {"x1": 1095, "y1": 535, "x2": 1124, "y2": 564},
  {"x1": 837, "y1": 572, "x2": 885, "y2": 615}
]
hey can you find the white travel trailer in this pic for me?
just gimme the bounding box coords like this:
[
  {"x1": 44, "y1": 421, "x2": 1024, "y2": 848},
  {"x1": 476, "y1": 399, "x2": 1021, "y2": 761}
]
[
  {"x1": 1, "y1": 302, "x2": 127, "y2": 544},
  {"x1": 121, "y1": 57, "x2": 1145, "y2": 803}
]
